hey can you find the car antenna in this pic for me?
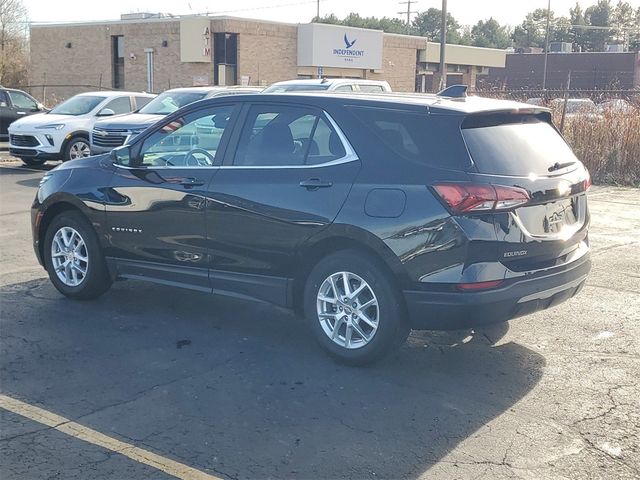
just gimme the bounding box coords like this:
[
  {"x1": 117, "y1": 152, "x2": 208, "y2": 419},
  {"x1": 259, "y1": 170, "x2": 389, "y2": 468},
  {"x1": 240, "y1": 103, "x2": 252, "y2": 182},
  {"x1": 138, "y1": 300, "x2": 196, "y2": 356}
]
[{"x1": 436, "y1": 84, "x2": 468, "y2": 99}]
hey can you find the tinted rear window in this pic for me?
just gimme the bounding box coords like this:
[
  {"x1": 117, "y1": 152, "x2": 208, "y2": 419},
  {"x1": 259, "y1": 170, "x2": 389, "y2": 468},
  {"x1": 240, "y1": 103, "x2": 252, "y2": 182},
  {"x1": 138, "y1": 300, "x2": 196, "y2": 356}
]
[
  {"x1": 347, "y1": 106, "x2": 470, "y2": 170},
  {"x1": 462, "y1": 115, "x2": 578, "y2": 176}
]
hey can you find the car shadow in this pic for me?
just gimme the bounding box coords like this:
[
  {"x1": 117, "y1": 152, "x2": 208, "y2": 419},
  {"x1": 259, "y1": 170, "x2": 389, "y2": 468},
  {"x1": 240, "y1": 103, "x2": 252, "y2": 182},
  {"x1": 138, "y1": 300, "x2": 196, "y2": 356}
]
[{"x1": 1, "y1": 278, "x2": 544, "y2": 479}]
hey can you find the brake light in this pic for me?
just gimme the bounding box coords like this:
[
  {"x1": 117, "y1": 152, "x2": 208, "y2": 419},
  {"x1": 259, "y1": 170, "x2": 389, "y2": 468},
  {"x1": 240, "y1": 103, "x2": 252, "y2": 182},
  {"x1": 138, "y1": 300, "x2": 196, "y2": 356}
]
[{"x1": 432, "y1": 183, "x2": 530, "y2": 214}]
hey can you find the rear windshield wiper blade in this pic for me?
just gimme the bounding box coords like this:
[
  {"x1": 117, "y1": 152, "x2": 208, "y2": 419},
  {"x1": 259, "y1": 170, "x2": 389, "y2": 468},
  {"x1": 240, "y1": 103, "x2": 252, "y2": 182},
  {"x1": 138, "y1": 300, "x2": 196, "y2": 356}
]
[{"x1": 548, "y1": 161, "x2": 576, "y2": 172}]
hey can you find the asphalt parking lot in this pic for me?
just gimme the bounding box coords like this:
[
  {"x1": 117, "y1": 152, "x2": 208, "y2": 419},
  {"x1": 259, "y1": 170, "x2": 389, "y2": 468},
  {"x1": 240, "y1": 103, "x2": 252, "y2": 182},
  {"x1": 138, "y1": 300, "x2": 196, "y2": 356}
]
[{"x1": 0, "y1": 158, "x2": 639, "y2": 480}]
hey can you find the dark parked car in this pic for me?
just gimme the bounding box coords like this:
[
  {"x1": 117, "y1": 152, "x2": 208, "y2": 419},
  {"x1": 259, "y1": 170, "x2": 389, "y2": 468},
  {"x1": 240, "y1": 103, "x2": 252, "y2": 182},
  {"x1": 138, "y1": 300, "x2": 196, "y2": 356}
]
[
  {"x1": 31, "y1": 92, "x2": 592, "y2": 364},
  {"x1": 0, "y1": 87, "x2": 46, "y2": 140}
]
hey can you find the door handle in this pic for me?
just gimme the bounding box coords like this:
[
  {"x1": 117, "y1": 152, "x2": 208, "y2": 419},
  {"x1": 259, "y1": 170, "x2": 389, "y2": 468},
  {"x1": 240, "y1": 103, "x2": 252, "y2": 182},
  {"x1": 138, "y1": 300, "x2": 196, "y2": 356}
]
[
  {"x1": 299, "y1": 178, "x2": 333, "y2": 190},
  {"x1": 180, "y1": 178, "x2": 205, "y2": 187},
  {"x1": 16, "y1": 111, "x2": 26, "y2": 115}
]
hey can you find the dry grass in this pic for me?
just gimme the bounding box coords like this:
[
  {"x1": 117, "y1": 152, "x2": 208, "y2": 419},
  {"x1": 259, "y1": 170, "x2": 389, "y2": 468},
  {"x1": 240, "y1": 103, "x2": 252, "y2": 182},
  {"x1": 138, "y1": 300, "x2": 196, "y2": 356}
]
[{"x1": 554, "y1": 109, "x2": 640, "y2": 186}]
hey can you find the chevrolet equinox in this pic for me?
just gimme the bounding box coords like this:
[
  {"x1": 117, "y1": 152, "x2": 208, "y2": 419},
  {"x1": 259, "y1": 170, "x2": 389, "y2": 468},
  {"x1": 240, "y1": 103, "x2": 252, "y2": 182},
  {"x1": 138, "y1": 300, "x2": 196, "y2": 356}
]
[{"x1": 31, "y1": 91, "x2": 592, "y2": 364}]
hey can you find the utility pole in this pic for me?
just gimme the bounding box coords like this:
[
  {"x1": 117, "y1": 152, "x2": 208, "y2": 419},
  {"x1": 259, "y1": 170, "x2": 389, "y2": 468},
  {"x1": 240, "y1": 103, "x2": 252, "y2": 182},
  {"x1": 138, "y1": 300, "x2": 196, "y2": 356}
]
[
  {"x1": 316, "y1": 0, "x2": 320, "y2": 20},
  {"x1": 542, "y1": 0, "x2": 551, "y2": 91},
  {"x1": 398, "y1": 0, "x2": 418, "y2": 33},
  {"x1": 438, "y1": 0, "x2": 447, "y2": 90}
]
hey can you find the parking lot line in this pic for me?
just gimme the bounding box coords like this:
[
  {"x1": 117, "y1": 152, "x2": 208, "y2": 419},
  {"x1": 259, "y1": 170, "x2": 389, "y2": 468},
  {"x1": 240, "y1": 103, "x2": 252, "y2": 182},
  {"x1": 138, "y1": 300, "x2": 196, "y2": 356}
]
[{"x1": 0, "y1": 393, "x2": 221, "y2": 480}]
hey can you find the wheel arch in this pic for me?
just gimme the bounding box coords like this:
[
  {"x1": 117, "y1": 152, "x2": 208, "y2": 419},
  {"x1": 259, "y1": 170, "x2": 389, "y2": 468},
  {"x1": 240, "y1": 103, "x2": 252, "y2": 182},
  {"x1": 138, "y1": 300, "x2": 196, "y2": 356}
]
[
  {"x1": 37, "y1": 198, "x2": 93, "y2": 263},
  {"x1": 61, "y1": 131, "x2": 90, "y2": 157},
  {"x1": 292, "y1": 225, "x2": 409, "y2": 314}
]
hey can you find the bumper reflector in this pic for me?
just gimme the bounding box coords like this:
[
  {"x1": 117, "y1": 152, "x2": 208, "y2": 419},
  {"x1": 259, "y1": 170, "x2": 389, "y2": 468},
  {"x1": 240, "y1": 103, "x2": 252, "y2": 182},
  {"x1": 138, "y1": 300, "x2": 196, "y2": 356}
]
[{"x1": 456, "y1": 280, "x2": 504, "y2": 291}]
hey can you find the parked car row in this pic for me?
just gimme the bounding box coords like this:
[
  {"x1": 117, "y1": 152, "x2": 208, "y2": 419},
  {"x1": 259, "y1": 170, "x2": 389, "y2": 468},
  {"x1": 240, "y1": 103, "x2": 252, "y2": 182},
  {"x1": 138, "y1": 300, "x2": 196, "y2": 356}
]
[
  {"x1": 525, "y1": 96, "x2": 638, "y2": 121},
  {"x1": 5, "y1": 79, "x2": 393, "y2": 167}
]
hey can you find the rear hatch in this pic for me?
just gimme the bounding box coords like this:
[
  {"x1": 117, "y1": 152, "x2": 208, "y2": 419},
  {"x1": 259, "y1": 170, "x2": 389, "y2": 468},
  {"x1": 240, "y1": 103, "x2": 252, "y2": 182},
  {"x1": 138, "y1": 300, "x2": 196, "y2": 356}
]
[{"x1": 444, "y1": 111, "x2": 590, "y2": 271}]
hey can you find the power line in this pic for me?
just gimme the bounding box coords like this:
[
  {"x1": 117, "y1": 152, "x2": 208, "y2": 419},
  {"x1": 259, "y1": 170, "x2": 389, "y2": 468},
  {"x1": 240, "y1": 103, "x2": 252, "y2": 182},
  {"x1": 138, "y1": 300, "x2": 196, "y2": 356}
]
[{"x1": 398, "y1": 0, "x2": 418, "y2": 28}]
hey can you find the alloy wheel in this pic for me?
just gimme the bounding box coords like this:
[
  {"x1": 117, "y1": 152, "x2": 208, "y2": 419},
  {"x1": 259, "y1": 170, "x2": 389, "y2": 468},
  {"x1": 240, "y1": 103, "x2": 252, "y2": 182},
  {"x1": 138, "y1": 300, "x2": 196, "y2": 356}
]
[
  {"x1": 51, "y1": 226, "x2": 89, "y2": 287},
  {"x1": 316, "y1": 271, "x2": 379, "y2": 349},
  {"x1": 68, "y1": 141, "x2": 90, "y2": 159}
]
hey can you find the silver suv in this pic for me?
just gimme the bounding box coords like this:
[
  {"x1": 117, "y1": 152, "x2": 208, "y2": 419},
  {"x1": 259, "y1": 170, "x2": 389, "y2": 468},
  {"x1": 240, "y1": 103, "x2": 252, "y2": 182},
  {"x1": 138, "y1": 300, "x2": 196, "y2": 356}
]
[{"x1": 90, "y1": 86, "x2": 262, "y2": 154}]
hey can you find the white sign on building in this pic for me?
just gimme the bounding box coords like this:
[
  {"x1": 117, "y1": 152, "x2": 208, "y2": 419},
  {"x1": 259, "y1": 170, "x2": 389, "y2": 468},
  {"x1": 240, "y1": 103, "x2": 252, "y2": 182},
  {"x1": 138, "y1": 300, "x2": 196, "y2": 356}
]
[
  {"x1": 298, "y1": 23, "x2": 383, "y2": 70},
  {"x1": 180, "y1": 16, "x2": 212, "y2": 63}
]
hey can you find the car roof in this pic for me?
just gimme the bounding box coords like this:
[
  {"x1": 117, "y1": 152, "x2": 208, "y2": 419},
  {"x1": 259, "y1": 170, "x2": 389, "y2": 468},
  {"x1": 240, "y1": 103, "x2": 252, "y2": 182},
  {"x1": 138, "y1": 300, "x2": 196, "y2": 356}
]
[
  {"x1": 162, "y1": 86, "x2": 260, "y2": 94},
  {"x1": 75, "y1": 91, "x2": 155, "y2": 98},
  {"x1": 199, "y1": 91, "x2": 549, "y2": 115},
  {"x1": 270, "y1": 79, "x2": 389, "y2": 86}
]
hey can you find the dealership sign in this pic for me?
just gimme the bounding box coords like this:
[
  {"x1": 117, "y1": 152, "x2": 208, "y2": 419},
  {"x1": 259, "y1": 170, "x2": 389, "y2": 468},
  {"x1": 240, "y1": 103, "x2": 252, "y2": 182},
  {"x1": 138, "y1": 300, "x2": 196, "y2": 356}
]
[{"x1": 298, "y1": 23, "x2": 383, "y2": 70}]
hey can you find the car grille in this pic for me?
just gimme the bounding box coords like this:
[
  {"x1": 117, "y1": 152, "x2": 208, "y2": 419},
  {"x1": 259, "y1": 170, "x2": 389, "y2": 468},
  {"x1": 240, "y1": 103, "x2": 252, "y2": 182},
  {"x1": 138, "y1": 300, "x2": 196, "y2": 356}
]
[
  {"x1": 92, "y1": 129, "x2": 127, "y2": 148},
  {"x1": 10, "y1": 134, "x2": 39, "y2": 147}
]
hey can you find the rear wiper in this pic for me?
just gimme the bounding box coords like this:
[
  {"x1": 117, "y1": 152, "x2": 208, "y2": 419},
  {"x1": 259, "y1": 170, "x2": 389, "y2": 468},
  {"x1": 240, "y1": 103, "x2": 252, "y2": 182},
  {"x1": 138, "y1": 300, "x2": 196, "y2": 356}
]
[{"x1": 548, "y1": 161, "x2": 575, "y2": 172}]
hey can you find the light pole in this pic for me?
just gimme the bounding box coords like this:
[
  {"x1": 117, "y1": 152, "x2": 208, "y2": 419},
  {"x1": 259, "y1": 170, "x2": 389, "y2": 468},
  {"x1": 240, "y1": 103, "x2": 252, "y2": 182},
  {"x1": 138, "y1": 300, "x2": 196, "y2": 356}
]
[
  {"x1": 438, "y1": 0, "x2": 447, "y2": 90},
  {"x1": 542, "y1": 0, "x2": 551, "y2": 90}
]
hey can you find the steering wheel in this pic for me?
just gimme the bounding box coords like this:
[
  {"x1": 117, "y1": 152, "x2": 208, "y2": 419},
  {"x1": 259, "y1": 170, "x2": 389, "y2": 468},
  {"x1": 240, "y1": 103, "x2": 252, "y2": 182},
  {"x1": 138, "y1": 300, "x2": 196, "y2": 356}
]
[{"x1": 184, "y1": 148, "x2": 215, "y2": 167}]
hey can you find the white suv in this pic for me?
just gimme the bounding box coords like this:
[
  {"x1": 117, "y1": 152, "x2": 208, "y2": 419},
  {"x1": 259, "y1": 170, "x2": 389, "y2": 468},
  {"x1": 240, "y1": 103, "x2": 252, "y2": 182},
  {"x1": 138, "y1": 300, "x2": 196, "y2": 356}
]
[
  {"x1": 8, "y1": 91, "x2": 155, "y2": 166},
  {"x1": 263, "y1": 78, "x2": 392, "y2": 93}
]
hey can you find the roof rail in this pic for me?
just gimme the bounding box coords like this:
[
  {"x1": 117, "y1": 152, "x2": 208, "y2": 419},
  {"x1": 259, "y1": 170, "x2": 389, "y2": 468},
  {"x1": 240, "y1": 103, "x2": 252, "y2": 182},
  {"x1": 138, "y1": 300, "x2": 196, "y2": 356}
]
[{"x1": 436, "y1": 84, "x2": 468, "y2": 98}]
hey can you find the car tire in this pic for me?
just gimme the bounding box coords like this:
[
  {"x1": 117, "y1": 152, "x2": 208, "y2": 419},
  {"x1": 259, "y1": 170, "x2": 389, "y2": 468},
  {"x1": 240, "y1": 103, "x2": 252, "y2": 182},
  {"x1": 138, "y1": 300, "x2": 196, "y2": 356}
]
[
  {"x1": 20, "y1": 158, "x2": 46, "y2": 167},
  {"x1": 63, "y1": 136, "x2": 91, "y2": 161},
  {"x1": 43, "y1": 211, "x2": 112, "y2": 300},
  {"x1": 303, "y1": 250, "x2": 410, "y2": 365}
]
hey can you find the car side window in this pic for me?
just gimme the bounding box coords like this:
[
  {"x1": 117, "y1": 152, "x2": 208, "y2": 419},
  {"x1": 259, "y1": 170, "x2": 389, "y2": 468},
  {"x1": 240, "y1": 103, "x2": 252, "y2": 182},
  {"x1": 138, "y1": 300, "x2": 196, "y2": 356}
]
[
  {"x1": 8, "y1": 91, "x2": 37, "y2": 110},
  {"x1": 134, "y1": 105, "x2": 235, "y2": 168},
  {"x1": 233, "y1": 104, "x2": 346, "y2": 167},
  {"x1": 334, "y1": 85, "x2": 354, "y2": 92},
  {"x1": 358, "y1": 84, "x2": 384, "y2": 93},
  {"x1": 102, "y1": 96, "x2": 132, "y2": 115},
  {"x1": 135, "y1": 96, "x2": 153, "y2": 109},
  {"x1": 0, "y1": 91, "x2": 8, "y2": 107}
]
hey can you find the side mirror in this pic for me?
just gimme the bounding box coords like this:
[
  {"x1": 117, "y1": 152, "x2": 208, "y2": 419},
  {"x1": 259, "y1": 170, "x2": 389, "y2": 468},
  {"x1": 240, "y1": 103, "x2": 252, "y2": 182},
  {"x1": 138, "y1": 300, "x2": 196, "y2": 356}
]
[
  {"x1": 111, "y1": 145, "x2": 131, "y2": 166},
  {"x1": 98, "y1": 108, "x2": 115, "y2": 117},
  {"x1": 36, "y1": 102, "x2": 45, "y2": 111},
  {"x1": 0, "y1": 101, "x2": 7, "y2": 108}
]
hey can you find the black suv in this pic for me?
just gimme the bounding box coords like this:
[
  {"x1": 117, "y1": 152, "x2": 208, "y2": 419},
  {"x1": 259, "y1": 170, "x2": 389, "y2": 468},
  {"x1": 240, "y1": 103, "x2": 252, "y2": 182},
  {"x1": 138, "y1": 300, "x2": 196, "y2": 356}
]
[
  {"x1": 31, "y1": 91, "x2": 591, "y2": 364},
  {"x1": 0, "y1": 87, "x2": 45, "y2": 140}
]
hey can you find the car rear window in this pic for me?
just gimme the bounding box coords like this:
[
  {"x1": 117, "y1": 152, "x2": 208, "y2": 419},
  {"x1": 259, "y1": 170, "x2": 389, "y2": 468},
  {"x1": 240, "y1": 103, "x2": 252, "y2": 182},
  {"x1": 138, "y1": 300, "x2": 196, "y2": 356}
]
[
  {"x1": 462, "y1": 114, "x2": 579, "y2": 176},
  {"x1": 347, "y1": 106, "x2": 470, "y2": 170}
]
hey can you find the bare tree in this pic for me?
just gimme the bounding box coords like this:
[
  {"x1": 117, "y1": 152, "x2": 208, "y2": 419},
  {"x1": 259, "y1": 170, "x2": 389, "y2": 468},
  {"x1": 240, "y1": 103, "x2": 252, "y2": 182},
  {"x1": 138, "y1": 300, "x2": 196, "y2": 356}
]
[{"x1": 0, "y1": 0, "x2": 29, "y2": 87}]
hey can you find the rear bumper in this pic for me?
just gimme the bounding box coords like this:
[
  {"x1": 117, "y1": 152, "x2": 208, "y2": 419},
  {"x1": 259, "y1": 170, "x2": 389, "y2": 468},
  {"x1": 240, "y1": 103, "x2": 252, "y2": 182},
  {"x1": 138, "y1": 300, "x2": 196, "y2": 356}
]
[{"x1": 404, "y1": 252, "x2": 591, "y2": 330}]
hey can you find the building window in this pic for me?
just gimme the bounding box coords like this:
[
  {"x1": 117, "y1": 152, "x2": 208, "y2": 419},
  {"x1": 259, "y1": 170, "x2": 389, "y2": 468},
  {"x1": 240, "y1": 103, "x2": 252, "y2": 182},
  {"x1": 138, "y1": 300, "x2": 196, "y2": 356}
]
[
  {"x1": 214, "y1": 33, "x2": 237, "y2": 86},
  {"x1": 112, "y1": 36, "x2": 125, "y2": 89}
]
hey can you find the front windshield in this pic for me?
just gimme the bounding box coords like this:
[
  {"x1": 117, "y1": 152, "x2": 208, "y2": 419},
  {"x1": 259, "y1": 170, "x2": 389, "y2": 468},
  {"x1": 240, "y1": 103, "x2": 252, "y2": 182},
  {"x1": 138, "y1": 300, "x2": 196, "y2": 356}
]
[
  {"x1": 139, "y1": 92, "x2": 207, "y2": 115},
  {"x1": 49, "y1": 95, "x2": 106, "y2": 115},
  {"x1": 263, "y1": 84, "x2": 330, "y2": 93}
]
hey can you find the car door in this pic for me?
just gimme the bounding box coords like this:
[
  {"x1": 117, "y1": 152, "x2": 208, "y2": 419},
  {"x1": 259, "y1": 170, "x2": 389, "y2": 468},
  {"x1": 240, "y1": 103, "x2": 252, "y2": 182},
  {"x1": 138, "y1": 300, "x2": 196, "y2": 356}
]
[
  {"x1": 0, "y1": 91, "x2": 11, "y2": 137},
  {"x1": 104, "y1": 103, "x2": 239, "y2": 291},
  {"x1": 205, "y1": 102, "x2": 361, "y2": 306},
  {"x1": 4, "y1": 90, "x2": 39, "y2": 132}
]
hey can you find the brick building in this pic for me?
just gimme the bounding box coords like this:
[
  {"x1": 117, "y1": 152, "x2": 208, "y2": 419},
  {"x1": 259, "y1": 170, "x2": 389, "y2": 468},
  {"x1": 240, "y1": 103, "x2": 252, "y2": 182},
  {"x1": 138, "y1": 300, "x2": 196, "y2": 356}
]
[
  {"x1": 485, "y1": 51, "x2": 640, "y2": 90},
  {"x1": 29, "y1": 14, "x2": 506, "y2": 100}
]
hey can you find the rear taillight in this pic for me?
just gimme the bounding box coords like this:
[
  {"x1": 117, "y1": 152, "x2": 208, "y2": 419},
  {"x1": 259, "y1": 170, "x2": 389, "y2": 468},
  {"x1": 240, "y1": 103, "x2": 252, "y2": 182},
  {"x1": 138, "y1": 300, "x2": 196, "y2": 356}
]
[{"x1": 432, "y1": 183, "x2": 530, "y2": 214}]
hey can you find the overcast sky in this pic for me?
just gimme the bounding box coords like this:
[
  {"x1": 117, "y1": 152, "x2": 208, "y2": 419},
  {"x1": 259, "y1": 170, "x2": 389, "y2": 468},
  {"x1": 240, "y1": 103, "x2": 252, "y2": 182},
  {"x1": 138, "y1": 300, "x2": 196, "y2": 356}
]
[{"x1": 25, "y1": 0, "x2": 640, "y2": 27}]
